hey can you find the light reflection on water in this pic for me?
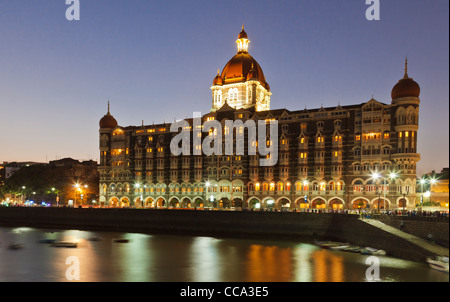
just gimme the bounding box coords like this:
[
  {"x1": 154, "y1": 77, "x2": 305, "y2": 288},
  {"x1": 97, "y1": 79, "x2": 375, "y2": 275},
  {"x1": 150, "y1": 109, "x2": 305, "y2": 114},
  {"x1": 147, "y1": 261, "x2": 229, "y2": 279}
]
[{"x1": 0, "y1": 227, "x2": 447, "y2": 282}]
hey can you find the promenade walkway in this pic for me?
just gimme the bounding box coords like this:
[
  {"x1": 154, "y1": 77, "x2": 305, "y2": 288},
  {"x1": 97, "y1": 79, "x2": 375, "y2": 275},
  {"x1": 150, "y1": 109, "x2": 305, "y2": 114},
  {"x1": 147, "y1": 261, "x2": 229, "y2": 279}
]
[{"x1": 360, "y1": 218, "x2": 449, "y2": 257}]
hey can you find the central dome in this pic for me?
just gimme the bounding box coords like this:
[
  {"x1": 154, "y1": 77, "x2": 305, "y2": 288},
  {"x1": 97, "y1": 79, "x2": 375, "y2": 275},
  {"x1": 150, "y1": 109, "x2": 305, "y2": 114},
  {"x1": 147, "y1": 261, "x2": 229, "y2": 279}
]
[{"x1": 220, "y1": 52, "x2": 270, "y2": 91}]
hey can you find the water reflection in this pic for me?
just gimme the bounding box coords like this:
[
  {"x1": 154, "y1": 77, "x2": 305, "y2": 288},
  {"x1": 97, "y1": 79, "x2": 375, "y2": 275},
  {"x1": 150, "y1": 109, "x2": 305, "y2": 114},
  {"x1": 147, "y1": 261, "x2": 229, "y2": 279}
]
[{"x1": 0, "y1": 227, "x2": 448, "y2": 282}]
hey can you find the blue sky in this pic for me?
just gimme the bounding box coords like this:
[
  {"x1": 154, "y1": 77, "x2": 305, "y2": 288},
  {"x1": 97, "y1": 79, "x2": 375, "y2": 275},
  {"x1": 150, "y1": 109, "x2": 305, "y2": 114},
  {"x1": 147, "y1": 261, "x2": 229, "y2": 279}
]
[{"x1": 0, "y1": 0, "x2": 448, "y2": 176}]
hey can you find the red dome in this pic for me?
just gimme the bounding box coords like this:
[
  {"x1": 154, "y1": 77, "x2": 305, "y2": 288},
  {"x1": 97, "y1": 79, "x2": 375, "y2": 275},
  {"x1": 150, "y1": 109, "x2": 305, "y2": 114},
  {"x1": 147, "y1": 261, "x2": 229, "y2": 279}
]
[
  {"x1": 221, "y1": 53, "x2": 270, "y2": 91},
  {"x1": 99, "y1": 103, "x2": 118, "y2": 129},
  {"x1": 213, "y1": 72, "x2": 223, "y2": 86},
  {"x1": 391, "y1": 77, "x2": 420, "y2": 99},
  {"x1": 391, "y1": 59, "x2": 420, "y2": 100}
]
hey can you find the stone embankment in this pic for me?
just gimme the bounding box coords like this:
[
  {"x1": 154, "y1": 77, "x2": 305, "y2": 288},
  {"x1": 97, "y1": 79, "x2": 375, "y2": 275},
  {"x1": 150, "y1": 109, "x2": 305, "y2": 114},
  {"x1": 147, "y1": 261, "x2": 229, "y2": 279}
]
[{"x1": 0, "y1": 207, "x2": 447, "y2": 263}]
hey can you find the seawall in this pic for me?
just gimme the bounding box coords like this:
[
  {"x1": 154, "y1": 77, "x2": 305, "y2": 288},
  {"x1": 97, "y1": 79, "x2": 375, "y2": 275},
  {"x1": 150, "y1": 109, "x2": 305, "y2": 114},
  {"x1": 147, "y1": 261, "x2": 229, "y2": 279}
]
[{"x1": 0, "y1": 207, "x2": 445, "y2": 263}]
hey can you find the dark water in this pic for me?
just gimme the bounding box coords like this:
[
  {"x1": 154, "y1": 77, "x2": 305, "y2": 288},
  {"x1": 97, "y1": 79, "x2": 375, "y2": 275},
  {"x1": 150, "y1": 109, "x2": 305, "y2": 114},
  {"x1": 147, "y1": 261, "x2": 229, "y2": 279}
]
[{"x1": 0, "y1": 226, "x2": 447, "y2": 282}]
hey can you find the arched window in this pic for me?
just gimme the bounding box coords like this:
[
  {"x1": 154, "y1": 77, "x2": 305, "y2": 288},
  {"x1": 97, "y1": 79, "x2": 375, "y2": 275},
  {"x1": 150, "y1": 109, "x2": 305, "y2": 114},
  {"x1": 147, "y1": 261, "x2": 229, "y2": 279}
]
[{"x1": 228, "y1": 88, "x2": 238, "y2": 102}]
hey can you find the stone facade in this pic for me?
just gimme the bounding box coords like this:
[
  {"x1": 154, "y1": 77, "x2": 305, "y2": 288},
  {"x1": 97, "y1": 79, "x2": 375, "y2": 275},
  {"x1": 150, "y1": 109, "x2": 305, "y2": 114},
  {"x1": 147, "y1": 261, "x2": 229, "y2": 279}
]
[{"x1": 98, "y1": 29, "x2": 421, "y2": 210}]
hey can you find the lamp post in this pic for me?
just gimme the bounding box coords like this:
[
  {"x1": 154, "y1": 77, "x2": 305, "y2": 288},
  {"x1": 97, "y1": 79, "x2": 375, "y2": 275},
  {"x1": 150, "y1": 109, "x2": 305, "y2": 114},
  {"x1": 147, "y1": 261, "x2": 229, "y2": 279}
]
[
  {"x1": 51, "y1": 187, "x2": 59, "y2": 207},
  {"x1": 371, "y1": 172, "x2": 380, "y2": 212},
  {"x1": 420, "y1": 178, "x2": 426, "y2": 207},
  {"x1": 389, "y1": 172, "x2": 399, "y2": 210},
  {"x1": 21, "y1": 186, "x2": 26, "y2": 204}
]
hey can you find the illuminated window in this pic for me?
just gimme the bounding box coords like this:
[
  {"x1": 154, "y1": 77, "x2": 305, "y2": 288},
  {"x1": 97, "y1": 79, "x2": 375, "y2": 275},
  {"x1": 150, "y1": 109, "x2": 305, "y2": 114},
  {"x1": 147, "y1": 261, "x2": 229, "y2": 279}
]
[
  {"x1": 255, "y1": 183, "x2": 260, "y2": 191},
  {"x1": 270, "y1": 183, "x2": 275, "y2": 191},
  {"x1": 277, "y1": 183, "x2": 283, "y2": 191},
  {"x1": 356, "y1": 135, "x2": 361, "y2": 141},
  {"x1": 320, "y1": 182, "x2": 326, "y2": 191},
  {"x1": 399, "y1": 132, "x2": 402, "y2": 138},
  {"x1": 405, "y1": 131, "x2": 409, "y2": 137}
]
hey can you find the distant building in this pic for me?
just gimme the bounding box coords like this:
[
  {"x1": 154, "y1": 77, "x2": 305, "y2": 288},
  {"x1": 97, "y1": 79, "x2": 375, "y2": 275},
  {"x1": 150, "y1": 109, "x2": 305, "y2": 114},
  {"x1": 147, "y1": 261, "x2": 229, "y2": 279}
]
[
  {"x1": 422, "y1": 168, "x2": 449, "y2": 208},
  {"x1": 98, "y1": 27, "x2": 421, "y2": 210},
  {"x1": 0, "y1": 158, "x2": 99, "y2": 205},
  {"x1": 1, "y1": 161, "x2": 43, "y2": 179}
]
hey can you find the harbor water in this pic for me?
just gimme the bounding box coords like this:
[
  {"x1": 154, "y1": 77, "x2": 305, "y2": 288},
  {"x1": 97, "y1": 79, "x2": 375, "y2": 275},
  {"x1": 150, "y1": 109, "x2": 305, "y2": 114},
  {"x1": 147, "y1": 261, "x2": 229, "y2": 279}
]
[{"x1": 0, "y1": 226, "x2": 447, "y2": 282}]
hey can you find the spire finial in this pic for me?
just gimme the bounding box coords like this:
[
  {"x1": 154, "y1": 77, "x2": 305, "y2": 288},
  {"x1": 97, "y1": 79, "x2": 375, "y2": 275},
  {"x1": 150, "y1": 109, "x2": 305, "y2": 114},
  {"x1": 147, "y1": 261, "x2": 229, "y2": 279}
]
[
  {"x1": 404, "y1": 57, "x2": 409, "y2": 79},
  {"x1": 107, "y1": 100, "x2": 111, "y2": 114},
  {"x1": 242, "y1": 24, "x2": 244, "y2": 30},
  {"x1": 217, "y1": 68, "x2": 220, "y2": 75}
]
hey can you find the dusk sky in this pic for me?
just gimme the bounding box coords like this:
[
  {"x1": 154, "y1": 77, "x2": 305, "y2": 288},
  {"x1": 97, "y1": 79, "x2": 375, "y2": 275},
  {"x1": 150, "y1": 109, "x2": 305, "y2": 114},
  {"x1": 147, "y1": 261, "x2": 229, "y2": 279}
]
[{"x1": 0, "y1": 0, "x2": 448, "y2": 176}]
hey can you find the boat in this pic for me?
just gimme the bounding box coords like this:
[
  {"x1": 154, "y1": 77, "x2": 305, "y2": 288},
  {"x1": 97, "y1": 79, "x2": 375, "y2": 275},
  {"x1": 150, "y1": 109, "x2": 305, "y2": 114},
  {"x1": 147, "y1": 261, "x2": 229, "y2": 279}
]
[
  {"x1": 113, "y1": 239, "x2": 130, "y2": 243},
  {"x1": 8, "y1": 243, "x2": 24, "y2": 250},
  {"x1": 360, "y1": 247, "x2": 386, "y2": 256},
  {"x1": 38, "y1": 239, "x2": 56, "y2": 244},
  {"x1": 51, "y1": 241, "x2": 78, "y2": 248},
  {"x1": 341, "y1": 246, "x2": 361, "y2": 253},
  {"x1": 88, "y1": 236, "x2": 101, "y2": 241},
  {"x1": 315, "y1": 240, "x2": 346, "y2": 249},
  {"x1": 427, "y1": 256, "x2": 449, "y2": 273},
  {"x1": 329, "y1": 245, "x2": 350, "y2": 251}
]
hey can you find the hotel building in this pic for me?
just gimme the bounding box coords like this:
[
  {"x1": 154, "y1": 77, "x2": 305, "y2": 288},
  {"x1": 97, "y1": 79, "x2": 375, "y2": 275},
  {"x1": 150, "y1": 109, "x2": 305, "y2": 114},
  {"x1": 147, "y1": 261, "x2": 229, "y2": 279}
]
[{"x1": 98, "y1": 27, "x2": 421, "y2": 210}]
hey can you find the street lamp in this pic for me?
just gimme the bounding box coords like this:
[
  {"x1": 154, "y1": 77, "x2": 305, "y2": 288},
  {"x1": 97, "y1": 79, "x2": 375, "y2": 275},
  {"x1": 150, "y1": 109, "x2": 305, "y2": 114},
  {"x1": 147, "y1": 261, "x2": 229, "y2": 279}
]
[
  {"x1": 420, "y1": 178, "x2": 426, "y2": 206},
  {"x1": 371, "y1": 172, "x2": 380, "y2": 211}
]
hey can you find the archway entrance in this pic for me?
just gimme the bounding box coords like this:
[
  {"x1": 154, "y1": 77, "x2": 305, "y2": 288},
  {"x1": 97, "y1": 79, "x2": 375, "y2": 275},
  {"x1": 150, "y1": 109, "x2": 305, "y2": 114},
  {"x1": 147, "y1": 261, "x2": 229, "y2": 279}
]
[
  {"x1": 312, "y1": 199, "x2": 326, "y2": 209},
  {"x1": 373, "y1": 199, "x2": 389, "y2": 210},
  {"x1": 296, "y1": 197, "x2": 310, "y2": 209},
  {"x1": 278, "y1": 198, "x2": 291, "y2": 210},
  {"x1": 352, "y1": 199, "x2": 368, "y2": 209},
  {"x1": 232, "y1": 198, "x2": 243, "y2": 208},
  {"x1": 398, "y1": 198, "x2": 407, "y2": 209},
  {"x1": 156, "y1": 197, "x2": 165, "y2": 208},
  {"x1": 120, "y1": 197, "x2": 130, "y2": 207},
  {"x1": 248, "y1": 198, "x2": 261, "y2": 210},
  {"x1": 170, "y1": 198, "x2": 180, "y2": 208},
  {"x1": 329, "y1": 199, "x2": 344, "y2": 210},
  {"x1": 181, "y1": 198, "x2": 191, "y2": 208},
  {"x1": 110, "y1": 197, "x2": 119, "y2": 207},
  {"x1": 219, "y1": 198, "x2": 230, "y2": 208},
  {"x1": 145, "y1": 198, "x2": 155, "y2": 208},
  {"x1": 193, "y1": 198, "x2": 203, "y2": 208},
  {"x1": 135, "y1": 197, "x2": 143, "y2": 208}
]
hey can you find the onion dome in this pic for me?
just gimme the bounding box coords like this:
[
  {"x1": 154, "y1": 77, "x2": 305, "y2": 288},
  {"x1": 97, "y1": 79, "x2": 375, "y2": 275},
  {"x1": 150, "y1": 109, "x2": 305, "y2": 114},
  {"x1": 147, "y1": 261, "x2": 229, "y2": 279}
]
[
  {"x1": 391, "y1": 58, "x2": 420, "y2": 100},
  {"x1": 99, "y1": 101, "x2": 118, "y2": 129},
  {"x1": 213, "y1": 69, "x2": 223, "y2": 85}
]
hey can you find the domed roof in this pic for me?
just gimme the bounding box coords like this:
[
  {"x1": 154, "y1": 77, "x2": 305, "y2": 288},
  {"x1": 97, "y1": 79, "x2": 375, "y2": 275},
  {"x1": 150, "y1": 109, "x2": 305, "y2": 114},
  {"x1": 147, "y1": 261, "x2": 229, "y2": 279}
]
[
  {"x1": 221, "y1": 52, "x2": 270, "y2": 91},
  {"x1": 213, "y1": 69, "x2": 223, "y2": 85},
  {"x1": 391, "y1": 58, "x2": 420, "y2": 99},
  {"x1": 391, "y1": 77, "x2": 420, "y2": 99},
  {"x1": 99, "y1": 102, "x2": 118, "y2": 129}
]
